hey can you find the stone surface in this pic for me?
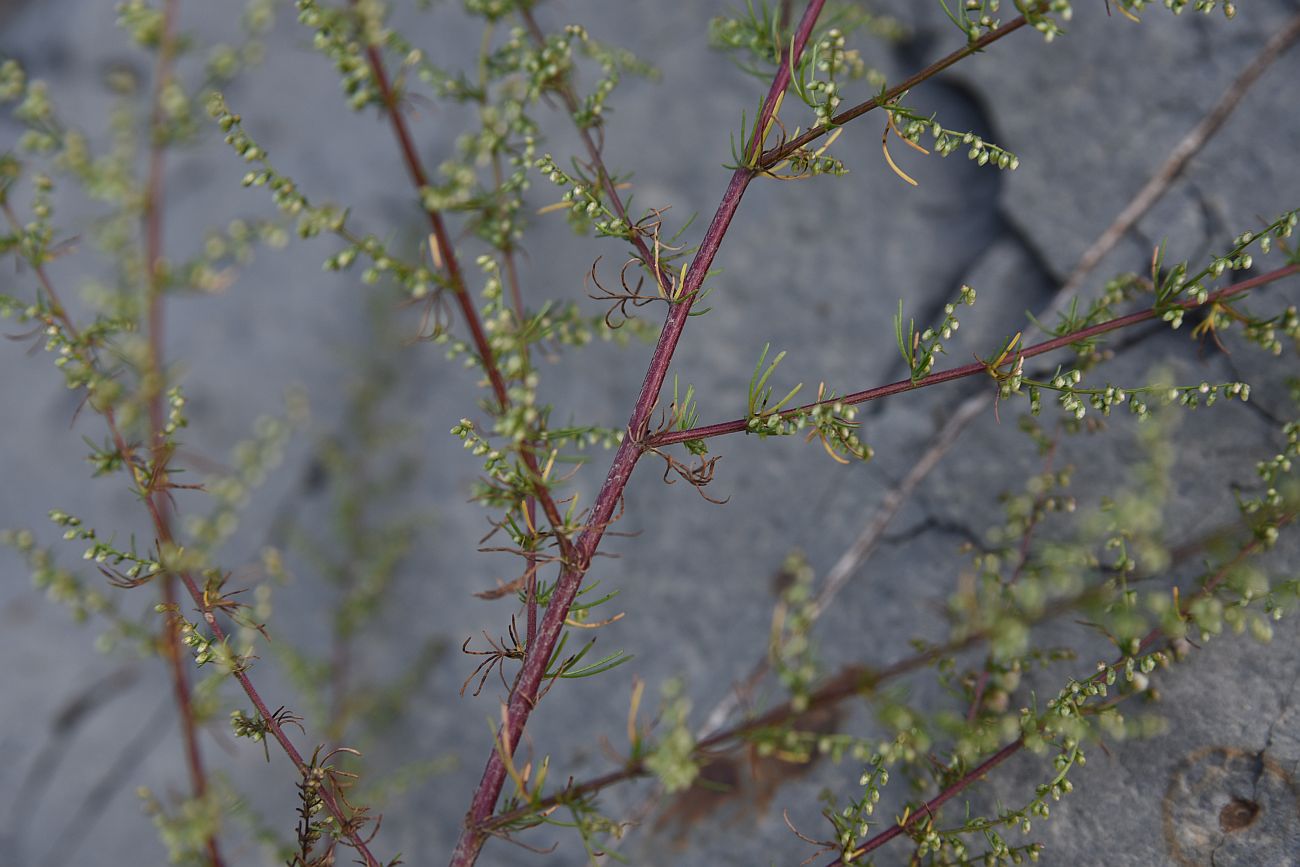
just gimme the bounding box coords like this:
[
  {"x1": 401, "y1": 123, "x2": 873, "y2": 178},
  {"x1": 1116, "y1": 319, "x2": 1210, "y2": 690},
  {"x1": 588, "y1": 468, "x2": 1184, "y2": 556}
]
[{"x1": 1, "y1": 2, "x2": 1298, "y2": 866}]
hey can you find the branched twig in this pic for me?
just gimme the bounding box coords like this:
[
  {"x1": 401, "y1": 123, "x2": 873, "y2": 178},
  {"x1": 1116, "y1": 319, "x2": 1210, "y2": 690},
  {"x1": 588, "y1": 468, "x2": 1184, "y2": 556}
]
[
  {"x1": 519, "y1": 9, "x2": 676, "y2": 297},
  {"x1": 447, "y1": 4, "x2": 832, "y2": 863},
  {"x1": 3, "y1": 186, "x2": 386, "y2": 867},
  {"x1": 9, "y1": 4, "x2": 1291, "y2": 866},
  {"x1": 792, "y1": 11, "x2": 1300, "y2": 678},
  {"x1": 650, "y1": 264, "x2": 1300, "y2": 449},
  {"x1": 481, "y1": 513, "x2": 1253, "y2": 833},
  {"x1": 824, "y1": 516, "x2": 1293, "y2": 865},
  {"x1": 758, "y1": 12, "x2": 1034, "y2": 168},
  {"x1": 449, "y1": 5, "x2": 1300, "y2": 862},
  {"x1": 352, "y1": 0, "x2": 580, "y2": 619}
]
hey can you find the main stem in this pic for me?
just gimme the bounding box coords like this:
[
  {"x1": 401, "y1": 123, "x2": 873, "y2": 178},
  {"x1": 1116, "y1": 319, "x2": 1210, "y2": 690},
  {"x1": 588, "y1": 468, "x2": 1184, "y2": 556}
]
[{"x1": 447, "y1": 3, "x2": 828, "y2": 863}]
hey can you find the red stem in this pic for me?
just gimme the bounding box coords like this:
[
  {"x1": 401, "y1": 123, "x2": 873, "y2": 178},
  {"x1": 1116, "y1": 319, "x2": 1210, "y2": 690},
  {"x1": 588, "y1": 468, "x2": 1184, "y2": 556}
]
[
  {"x1": 446, "y1": 3, "x2": 829, "y2": 863},
  {"x1": 481, "y1": 512, "x2": 1241, "y2": 830},
  {"x1": 360, "y1": 29, "x2": 577, "y2": 557},
  {"x1": 826, "y1": 739, "x2": 1026, "y2": 865},
  {"x1": 519, "y1": 9, "x2": 673, "y2": 297},
  {"x1": 483, "y1": 646, "x2": 958, "y2": 832},
  {"x1": 826, "y1": 519, "x2": 1289, "y2": 865},
  {"x1": 650, "y1": 264, "x2": 1300, "y2": 449},
  {"x1": 759, "y1": 14, "x2": 1032, "y2": 169},
  {"x1": 361, "y1": 43, "x2": 509, "y2": 409},
  {"x1": 4, "y1": 168, "x2": 383, "y2": 867}
]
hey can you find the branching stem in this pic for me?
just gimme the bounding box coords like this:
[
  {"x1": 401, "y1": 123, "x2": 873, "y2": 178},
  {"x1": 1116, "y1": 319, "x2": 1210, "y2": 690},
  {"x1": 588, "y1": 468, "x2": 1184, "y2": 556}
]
[
  {"x1": 3, "y1": 175, "x2": 382, "y2": 867},
  {"x1": 825, "y1": 516, "x2": 1291, "y2": 865},
  {"x1": 357, "y1": 7, "x2": 575, "y2": 568},
  {"x1": 759, "y1": 13, "x2": 1033, "y2": 169},
  {"x1": 443, "y1": 3, "x2": 830, "y2": 863},
  {"x1": 650, "y1": 264, "x2": 1300, "y2": 449},
  {"x1": 518, "y1": 8, "x2": 673, "y2": 298},
  {"x1": 482, "y1": 521, "x2": 1227, "y2": 830}
]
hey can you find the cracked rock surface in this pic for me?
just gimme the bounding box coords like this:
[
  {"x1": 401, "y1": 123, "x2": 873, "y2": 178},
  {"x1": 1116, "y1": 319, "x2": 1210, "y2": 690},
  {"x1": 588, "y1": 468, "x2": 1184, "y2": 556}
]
[{"x1": 1, "y1": 3, "x2": 1298, "y2": 865}]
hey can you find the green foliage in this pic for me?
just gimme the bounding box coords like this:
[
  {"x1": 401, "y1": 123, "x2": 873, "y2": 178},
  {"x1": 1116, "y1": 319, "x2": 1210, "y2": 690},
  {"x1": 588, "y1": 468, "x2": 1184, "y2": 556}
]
[
  {"x1": 139, "y1": 784, "x2": 231, "y2": 866},
  {"x1": 643, "y1": 679, "x2": 700, "y2": 794},
  {"x1": 882, "y1": 99, "x2": 1020, "y2": 182},
  {"x1": 770, "y1": 550, "x2": 820, "y2": 710},
  {"x1": 896, "y1": 284, "x2": 978, "y2": 383},
  {"x1": 823, "y1": 755, "x2": 889, "y2": 860},
  {"x1": 939, "y1": 0, "x2": 1005, "y2": 41}
]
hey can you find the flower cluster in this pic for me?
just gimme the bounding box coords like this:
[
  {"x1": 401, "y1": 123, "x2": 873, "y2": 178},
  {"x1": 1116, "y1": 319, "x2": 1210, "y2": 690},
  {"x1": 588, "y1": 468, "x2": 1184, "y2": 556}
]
[
  {"x1": 1022, "y1": 0, "x2": 1075, "y2": 43},
  {"x1": 642, "y1": 680, "x2": 699, "y2": 794},
  {"x1": 940, "y1": 0, "x2": 1003, "y2": 42},
  {"x1": 535, "y1": 153, "x2": 634, "y2": 240},
  {"x1": 886, "y1": 102, "x2": 1021, "y2": 171},
  {"x1": 1118, "y1": 0, "x2": 1237, "y2": 18},
  {"x1": 896, "y1": 283, "x2": 978, "y2": 383},
  {"x1": 824, "y1": 754, "x2": 890, "y2": 859},
  {"x1": 791, "y1": 27, "x2": 869, "y2": 127}
]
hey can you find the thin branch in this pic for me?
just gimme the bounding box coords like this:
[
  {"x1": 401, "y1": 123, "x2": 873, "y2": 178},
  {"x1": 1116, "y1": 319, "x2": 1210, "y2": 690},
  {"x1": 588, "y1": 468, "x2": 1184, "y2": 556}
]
[
  {"x1": 650, "y1": 264, "x2": 1300, "y2": 449},
  {"x1": 448, "y1": 3, "x2": 830, "y2": 863},
  {"x1": 359, "y1": 40, "x2": 507, "y2": 408},
  {"x1": 0, "y1": 202, "x2": 147, "y2": 482},
  {"x1": 519, "y1": 8, "x2": 673, "y2": 299},
  {"x1": 826, "y1": 739, "x2": 1026, "y2": 865},
  {"x1": 2, "y1": 207, "x2": 384, "y2": 867},
  {"x1": 138, "y1": 3, "x2": 223, "y2": 864},
  {"x1": 483, "y1": 522, "x2": 1229, "y2": 831},
  {"x1": 356, "y1": 4, "x2": 576, "y2": 577},
  {"x1": 348, "y1": 9, "x2": 643, "y2": 862},
  {"x1": 826, "y1": 517, "x2": 1291, "y2": 865},
  {"x1": 762, "y1": 0, "x2": 1300, "y2": 183},
  {"x1": 758, "y1": 13, "x2": 1033, "y2": 169},
  {"x1": 730, "y1": 16, "x2": 1300, "y2": 733},
  {"x1": 483, "y1": 646, "x2": 962, "y2": 833},
  {"x1": 449, "y1": 6, "x2": 1300, "y2": 861}
]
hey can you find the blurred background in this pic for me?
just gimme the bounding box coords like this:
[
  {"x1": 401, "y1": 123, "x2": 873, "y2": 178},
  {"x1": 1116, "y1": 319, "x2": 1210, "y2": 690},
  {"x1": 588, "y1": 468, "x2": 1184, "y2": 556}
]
[{"x1": 2, "y1": 1, "x2": 1299, "y2": 864}]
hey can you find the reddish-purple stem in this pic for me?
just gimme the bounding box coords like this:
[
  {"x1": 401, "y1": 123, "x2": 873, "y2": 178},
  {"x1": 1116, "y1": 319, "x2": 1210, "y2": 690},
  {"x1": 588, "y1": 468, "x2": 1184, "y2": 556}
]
[
  {"x1": 4, "y1": 201, "x2": 384, "y2": 867},
  {"x1": 481, "y1": 513, "x2": 1240, "y2": 830},
  {"x1": 825, "y1": 519, "x2": 1289, "y2": 865},
  {"x1": 650, "y1": 264, "x2": 1300, "y2": 449},
  {"x1": 825, "y1": 739, "x2": 1026, "y2": 865},
  {"x1": 447, "y1": 3, "x2": 828, "y2": 863},
  {"x1": 759, "y1": 14, "x2": 1032, "y2": 169},
  {"x1": 358, "y1": 20, "x2": 580, "y2": 583},
  {"x1": 518, "y1": 10, "x2": 672, "y2": 298}
]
